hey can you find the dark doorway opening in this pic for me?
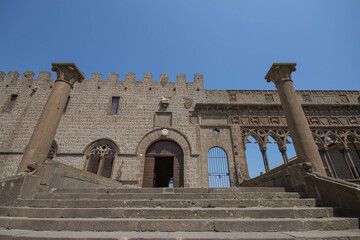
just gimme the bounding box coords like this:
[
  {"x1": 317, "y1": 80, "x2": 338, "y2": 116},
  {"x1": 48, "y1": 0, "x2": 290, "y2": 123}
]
[
  {"x1": 154, "y1": 157, "x2": 174, "y2": 187},
  {"x1": 143, "y1": 140, "x2": 184, "y2": 188}
]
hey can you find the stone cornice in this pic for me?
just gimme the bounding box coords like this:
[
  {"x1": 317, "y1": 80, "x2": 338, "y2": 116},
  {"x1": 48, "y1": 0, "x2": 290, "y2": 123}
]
[{"x1": 194, "y1": 103, "x2": 360, "y2": 111}]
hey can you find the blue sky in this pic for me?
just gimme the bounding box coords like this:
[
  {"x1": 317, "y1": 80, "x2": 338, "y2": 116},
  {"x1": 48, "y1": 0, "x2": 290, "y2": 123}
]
[
  {"x1": 1, "y1": 0, "x2": 359, "y2": 90},
  {"x1": 1, "y1": 0, "x2": 359, "y2": 178}
]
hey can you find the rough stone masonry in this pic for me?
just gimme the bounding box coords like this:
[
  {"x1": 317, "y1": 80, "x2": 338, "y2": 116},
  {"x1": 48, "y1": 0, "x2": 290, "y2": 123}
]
[{"x1": 0, "y1": 63, "x2": 359, "y2": 187}]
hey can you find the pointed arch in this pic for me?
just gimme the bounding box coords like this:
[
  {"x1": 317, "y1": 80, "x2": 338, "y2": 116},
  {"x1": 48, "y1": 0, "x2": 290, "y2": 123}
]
[{"x1": 83, "y1": 139, "x2": 119, "y2": 178}]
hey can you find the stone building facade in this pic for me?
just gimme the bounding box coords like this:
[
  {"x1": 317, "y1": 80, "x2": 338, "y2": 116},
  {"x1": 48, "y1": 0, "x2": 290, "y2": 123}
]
[{"x1": 0, "y1": 70, "x2": 359, "y2": 187}]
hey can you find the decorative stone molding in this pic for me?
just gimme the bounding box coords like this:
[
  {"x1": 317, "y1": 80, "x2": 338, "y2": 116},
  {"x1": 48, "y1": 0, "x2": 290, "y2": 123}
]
[
  {"x1": 265, "y1": 63, "x2": 296, "y2": 86},
  {"x1": 136, "y1": 128, "x2": 192, "y2": 157},
  {"x1": 51, "y1": 63, "x2": 84, "y2": 88}
]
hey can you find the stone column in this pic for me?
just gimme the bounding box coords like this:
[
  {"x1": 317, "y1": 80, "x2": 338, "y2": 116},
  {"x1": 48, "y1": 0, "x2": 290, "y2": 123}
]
[
  {"x1": 260, "y1": 148, "x2": 270, "y2": 173},
  {"x1": 265, "y1": 63, "x2": 326, "y2": 175},
  {"x1": 280, "y1": 147, "x2": 289, "y2": 164},
  {"x1": 17, "y1": 63, "x2": 84, "y2": 173},
  {"x1": 342, "y1": 147, "x2": 360, "y2": 179},
  {"x1": 320, "y1": 147, "x2": 337, "y2": 178},
  {"x1": 323, "y1": 147, "x2": 337, "y2": 178}
]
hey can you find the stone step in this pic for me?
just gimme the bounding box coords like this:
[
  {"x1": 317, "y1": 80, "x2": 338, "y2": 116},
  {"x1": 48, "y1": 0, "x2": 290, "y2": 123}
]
[
  {"x1": 33, "y1": 192, "x2": 304, "y2": 200},
  {"x1": 16, "y1": 198, "x2": 318, "y2": 208},
  {"x1": 50, "y1": 187, "x2": 287, "y2": 194},
  {"x1": 1, "y1": 229, "x2": 360, "y2": 240},
  {"x1": 0, "y1": 217, "x2": 357, "y2": 232},
  {"x1": 0, "y1": 207, "x2": 334, "y2": 219}
]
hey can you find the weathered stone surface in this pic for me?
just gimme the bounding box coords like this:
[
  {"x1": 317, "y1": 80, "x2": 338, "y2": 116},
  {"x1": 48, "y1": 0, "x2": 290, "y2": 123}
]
[{"x1": 1, "y1": 65, "x2": 359, "y2": 188}]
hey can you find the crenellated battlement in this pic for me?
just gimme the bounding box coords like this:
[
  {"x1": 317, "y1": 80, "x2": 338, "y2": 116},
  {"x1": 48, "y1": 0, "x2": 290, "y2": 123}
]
[
  {"x1": 1, "y1": 70, "x2": 359, "y2": 97},
  {"x1": 0, "y1": 71, "x2": 204, "y2": 89}
]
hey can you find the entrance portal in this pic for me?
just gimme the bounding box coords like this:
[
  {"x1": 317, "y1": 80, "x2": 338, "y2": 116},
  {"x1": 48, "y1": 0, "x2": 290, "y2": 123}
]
[
  {"x1": 143, "y1": 140, "x2": 184, "y2": 188},
  {"x1": 154, "y1": 157, "x2": 173, "y2": 187}
]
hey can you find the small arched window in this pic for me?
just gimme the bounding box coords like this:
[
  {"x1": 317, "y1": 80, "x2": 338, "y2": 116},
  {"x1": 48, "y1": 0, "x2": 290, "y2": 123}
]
[
  {"x1": 208, "y1": 147, "x2": 230, "y2": 187},
  {"x1": 86, "y1": 142, "x2": 116, "y2": 178}
]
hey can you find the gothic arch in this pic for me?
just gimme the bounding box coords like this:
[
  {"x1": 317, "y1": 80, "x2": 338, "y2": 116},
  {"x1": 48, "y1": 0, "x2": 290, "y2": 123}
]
[
  {"x1": 345, "y1": 131, "x2": 360, "y2": 148},
  {"x1": 84, "y1": 138, "x2": 119, "y2": 155},
  {"x1": 312, "y1": 132, "x2": 326, "y2": 150},
  {"x1": 266, "y1": 130, "x2": 285, "y2": 151},
  {"x1": 242, "y1": 129, "x2": 265, "y2": 150},
  {"x1": 83, "y1": 139, "x2": 119, "y2": 178},
  {"x1": 325, "y1": 131, "x2": 346, "y2": 149}
]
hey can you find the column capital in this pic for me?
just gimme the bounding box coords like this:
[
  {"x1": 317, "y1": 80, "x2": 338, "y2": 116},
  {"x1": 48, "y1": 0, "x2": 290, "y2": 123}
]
[
  {"x1": 51, "y1": 63, "x2": 84, "y2": 88},
  {"x1": 265, "y1": 63, "x2": 296, "y2": 86}
]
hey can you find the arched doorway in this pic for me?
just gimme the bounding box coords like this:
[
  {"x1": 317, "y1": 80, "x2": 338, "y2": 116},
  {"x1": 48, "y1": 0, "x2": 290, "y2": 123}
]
[
  {"x1": 208, "y1": 147, "x2": 230, "y2": 187},
  {"x1": 143, "y1": 140, "x2": 184, "y2": 188}
]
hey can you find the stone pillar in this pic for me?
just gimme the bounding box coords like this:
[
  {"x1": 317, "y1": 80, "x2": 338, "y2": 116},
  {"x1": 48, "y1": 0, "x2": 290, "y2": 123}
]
[
  {"x1": 260, "y1": 148, "x2": 270, "y2": 173},
  {"x1": 320, "y1": 147, "x2": 337, "y2": 178},
  {"x1": 280, "y1": 147, "x2": 289, "y2": 164},
  {"x1": 17, "y1": 63, "x2": 84, "y2": 173},
  {"x1": 341, "y1": 147, "x2": 360, "y2": 179},
  {"x1": 265, "y1": 63, "x2": 326, "y2": 175}
]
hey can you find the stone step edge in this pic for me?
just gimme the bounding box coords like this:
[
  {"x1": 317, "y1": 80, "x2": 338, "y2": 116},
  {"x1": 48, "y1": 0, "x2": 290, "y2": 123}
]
[
  {"x1": 0, "y1": 217, "x2": 357, "y2": 232},
  {"x1": 33, "y1": 192, "x2": 304, "y2": 200},
  {"x1": 1, "y1": 229, "x2": 360, "y2": 240},
  {"x1": 50, "y1": 187, "x2": 288, "y2": 193},
  {"x1": 1, "y1": 206, "x2": 328, "y2": 210},
  {"x1": 0, "y1": 207, "x2": 334, "y2": 219},
  {"x1": 14, "y1": 198, "x2": 318, "y2": 208}
]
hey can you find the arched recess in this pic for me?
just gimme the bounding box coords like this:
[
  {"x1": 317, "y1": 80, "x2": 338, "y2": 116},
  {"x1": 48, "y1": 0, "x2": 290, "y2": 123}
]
[
  {"x1": 208, "y1": 147, "x2": 230, "y2": 187},
  {"x1": 137, "y1": 128, "x2": 191, "y2": 187},
  {"x1": 143, "y1": 140, "x2": 184, "y2": 187},
  {"x1": 83, "y1": 139, "x2": 119, "y2": 178}
]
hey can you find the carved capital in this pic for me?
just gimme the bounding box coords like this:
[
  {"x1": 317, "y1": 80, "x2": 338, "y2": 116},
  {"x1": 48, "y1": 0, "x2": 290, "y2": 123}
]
[
  {"x1": 265, "y1": 63, "x2": 296, "y2": 86},
  {"x1": 51, "y1": 63, "x2": 84, "y2": 88}
]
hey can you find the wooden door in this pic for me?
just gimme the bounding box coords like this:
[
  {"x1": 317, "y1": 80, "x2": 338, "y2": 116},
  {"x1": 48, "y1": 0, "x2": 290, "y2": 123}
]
[
  {"x1": 143, "y1": 156, "x2": 155, "y2": 187},
  {"x1": 142, "y1": 140, "x2": 184, "y2": 187}
]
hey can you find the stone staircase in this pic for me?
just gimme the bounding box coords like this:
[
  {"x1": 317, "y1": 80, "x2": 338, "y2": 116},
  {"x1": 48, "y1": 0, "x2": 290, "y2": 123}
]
[{"x1": 0, "y1": 187, "x2": 359, "y2": 239}]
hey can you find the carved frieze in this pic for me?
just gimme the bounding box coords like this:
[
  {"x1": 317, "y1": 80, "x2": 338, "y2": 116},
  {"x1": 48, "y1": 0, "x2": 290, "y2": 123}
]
[
  {"x1": 339, "y1": 95, "x2": 349, "y2": 103},
  {"x1": 302, "y1": 94, "x2": 312, "y2": 102},
  {"x1": 229, "y1": 115, "x2": 360, "y2": 127},
  {"x1": 226, "y1": 90, "x2": 237, "y2": 102},
  {"x1": 265, "y1": 94, "x2": 274, "y2": 102}
]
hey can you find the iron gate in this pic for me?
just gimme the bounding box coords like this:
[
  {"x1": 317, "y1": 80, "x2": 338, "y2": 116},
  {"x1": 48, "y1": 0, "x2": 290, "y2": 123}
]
[{"x1": 208, "y1": 147, "x2": 230, "y2": 187}]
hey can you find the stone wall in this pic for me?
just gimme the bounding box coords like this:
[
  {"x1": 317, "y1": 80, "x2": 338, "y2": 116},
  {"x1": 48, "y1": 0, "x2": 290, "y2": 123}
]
[{"x1": 1, "y1": 70, "x2": 359, "y2": 186}]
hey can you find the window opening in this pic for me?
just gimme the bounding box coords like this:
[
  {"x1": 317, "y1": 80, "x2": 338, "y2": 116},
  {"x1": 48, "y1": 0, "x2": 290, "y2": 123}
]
[
  {"x1": 87, "y1": 143, "x2": 115, "y2": 178},
  {"x1": 246, "y1": 135, "x2": 266, "y2": 178},
  {"x1": 208, "y1": 147, "x2": 230, "y2": 187},
  {"x1": 267, "y1": 136, "x2": 284, "y2": 169},
  {"x1": 110, "y1": 97, "x2": 120, "y2": 114},
  {"x1": 6, "y1": 95, "x2": 17, "y2": 112}
]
